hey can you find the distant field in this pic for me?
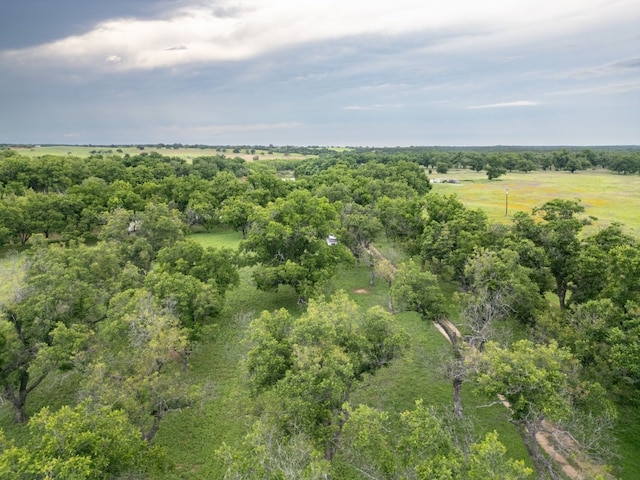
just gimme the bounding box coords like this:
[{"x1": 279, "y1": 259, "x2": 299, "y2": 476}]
[
  {"x1": 432, "y1": 168, "x2": 640, "y2": 236},
  {"x1": 8, "y1": 145, "x2": 316, "y2": 163}
]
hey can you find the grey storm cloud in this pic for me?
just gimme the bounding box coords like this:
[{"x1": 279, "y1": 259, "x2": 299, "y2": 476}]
[{"x1": 0, "y1": 0, "x2": 639, "y2": 146}]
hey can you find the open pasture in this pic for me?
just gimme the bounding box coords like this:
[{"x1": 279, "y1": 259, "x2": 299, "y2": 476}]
[
  {"x1": 8, "y1": 145, "x2": 316, "y2": 163},
  {"x1": 432, "y1": 168, "x2": 640, "y2": 235}
]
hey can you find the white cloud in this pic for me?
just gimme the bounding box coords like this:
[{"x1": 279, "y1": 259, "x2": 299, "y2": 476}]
[
  {"x1": 467, "y1": 100, "x2": 539, "y2": 109},
  {"x1": 344, "y1": 104, "x2": 404, "y2": 110},
  {"x1": 162, "y1": 122, "x2": 303, "y2": 135},
  {"x1": 544, "y1": 82, "x2": 640, "y2": 96},
  {"x1": 551, "y1": 57, "x2": 640, "y2": 80},
  {"x1": 2, "y1": 0, "x2": 638, "y2": 72}
]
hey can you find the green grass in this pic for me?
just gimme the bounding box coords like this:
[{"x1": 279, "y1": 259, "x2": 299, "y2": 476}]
[
  {"x1": 9, "y1": 145, "x2": 317, "y2": 163},
  {"x1": 615, "y1": 402, "x2": 640, "y2": 480},
  {"x1": 153, "y1": 266, "x2": 300, "y2": 479},
  {"x1": 153, "y1": 261, "x2": 533, "y2": 478},
  {"x1": 432, "y1": 168, "x2": 640, "y2": 236},
  {"x1": 0, "y1": 251, "x2": 26, "y2": 304},
  {"x1": 190, "y1": 228, "x2": 244, "y2": 250}
]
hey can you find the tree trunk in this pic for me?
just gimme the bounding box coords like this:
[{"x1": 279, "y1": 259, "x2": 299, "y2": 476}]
[
  {"x1": 557, "y1": 283, "x2": 567, "y2": 310},
  {"x1": 438, "y1": 319, "x2": 466, "y2": 419},
  {"x1": 13, "y1": 393, "x2": 27, "y2": 424},
  {"x1": 520, "y1": 423, "x2": 560, "y2": 480},
  {"x1": 324, "y1": 414, "x2": 348, "y2": 463},
  {"x1": 5, "y1": 371, "x2": 30, "y2": 423},
  {"x1": 143, "y1": 415, "x2": 162, "y2": 442},
  {"x1": 452, "y1": 376, "x2": 463, "y2": 419}
]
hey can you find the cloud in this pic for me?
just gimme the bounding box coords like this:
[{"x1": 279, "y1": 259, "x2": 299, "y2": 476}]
[
  {"x1": 2, "y1": 0, "x2": 638, "y2": 72},
  {"x1": 554, "y1": 56, "x2": 640, "y2": 79},
  {"x1": 105, "y1": 54, "x2": 122, "y2": 63},
  {"x1": 544, "y1": 82, "x2": 640, "y2": 97},
  {"x1": 344, "y1": 104, "x2": 404, "y2": 110},
  {"x1": 162, "y1": 122, "x2": 304, "y2": 135},
  {"x1": 467, "y1": 100, "x2": 539, "y2": 110}
]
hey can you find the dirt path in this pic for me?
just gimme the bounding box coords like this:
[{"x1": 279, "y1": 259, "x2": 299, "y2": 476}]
[
  {"x1": 369, "y1": 244, "x2": 608, "y2": 480},
  {"x1": 435, "y1": 319, "x2": 605, "y2": 480}
]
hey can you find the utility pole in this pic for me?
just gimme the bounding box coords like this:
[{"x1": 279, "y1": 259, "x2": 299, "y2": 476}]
[{"x1": 505, "y1": 189, "x2": 509, "y2": 216}]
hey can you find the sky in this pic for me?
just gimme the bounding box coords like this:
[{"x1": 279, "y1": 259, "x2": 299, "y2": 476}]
[{"x1": 1, "y1": 0, "x2": 639, "y2": 146}]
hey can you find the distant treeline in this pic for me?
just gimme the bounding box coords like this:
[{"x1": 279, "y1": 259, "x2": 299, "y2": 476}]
[
  {"x1": 298, "y1": 147, "x2": 640, "y2": 175},
  {"x1": 1, "y1": 145, "x2": 640, "y2": 248}
]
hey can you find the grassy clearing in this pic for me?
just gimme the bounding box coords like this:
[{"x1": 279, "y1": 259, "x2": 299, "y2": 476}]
[
  {"x1": 190, "y1": 228, "x2": 244, "y2": 250},
  {"x1": 432, "y1": 168, "x2": 640, "y2": 236},
  {"x1": 153, "y1": 250, "x2": 533, "y2": 477},
  {"x1": 154, "y1": 266, "x2": 300, "y2": 479}
]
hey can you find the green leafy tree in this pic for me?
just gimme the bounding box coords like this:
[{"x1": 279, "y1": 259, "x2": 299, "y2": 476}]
[
  {"x1": 106, "y1": 179, "x2": 145, "y2": 212},
  {"x1": 246, "y1": 171, "x2": 293, "y2": 206},
  {"x1": 0, "y1": 401, "x2": 167, "y2": 479},
  {"x1": 376, "y1": 195, "x2": 425, "y2": 255},
  {"x1": 0, "y1": 241, "x2": 127, "y2": 422},
  {"x1": 185, "y1": 189, "x2": 217, "y2": 230},
  {"x1": 245, "y1": 292, "x2": 408, "y2": 460},
  {"x1": 601, "y1": 245, "x2": 640, "y2": 308},
  {"x1": 553, "y1": 299, "x2": 640, "y2": 397},
  {"x1": 391, "y1": 259, "x2": 446, "y2": 323},
  {"x1": 466, "y1": 154, "x2": 485, "y2": 172},
  {"x1": 66, "y1": 177, "x2": 111, "y2": 237},
  {"x1": 99, "y1": 203, "x2": 187, "y2": 270},
  {"x1": 421, "y1": 194, "x2": 489, "y2": 280},
  {"x1": 473, "y1": 339, "x2": 616, "y2": 480},
  {"x1": 0, "y1": 193, "x2": 42, "y2": 245},
  {"x1": 217, "y1": 417, "x2": 329, "y2": 479},
  {"x1": 219, "y1": 195, "x2": 256, "y2": 238},
  {"x1": 486, "y1": 155, "x2": 507, "y2": 180},
  {"x1": 513, "y1": 200, "x2": 589, "y2": 309},
  {"x1": 339, "y1": 401, "x2": 532, "y2": 480},
  {"x1": 155, "y1": 239, "x2": 239, "y2": 293},
  {"x1": 144, "y1": 270, "x2": 223, "y2": 332},
  {"x1": 242, "y1": 189, "x2": 350, "y2": 302},
  {"x1": 338, "y1": 202, "x2": 383, "y2": 266},
  {"x1": 82, "y1": 290, "x2": 200, "y2": 441},
  {"x1": 463, "y1": 248, "x2": 546, "y2": 326},
  {"x1": 569, "y1": 224, "x2": 635, "y2": 306}
]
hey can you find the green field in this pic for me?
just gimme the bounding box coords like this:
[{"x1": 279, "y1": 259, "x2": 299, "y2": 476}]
[
  {"x1": 432, "y1": 168, "x2": 640, "y2": 235},
  {"x1": 8, "y1": 145, "x2": 316, "y2": 163}
]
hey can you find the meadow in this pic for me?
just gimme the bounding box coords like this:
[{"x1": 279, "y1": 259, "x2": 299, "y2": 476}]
[
  {"x1": 153, "y1": 258, "x2": 532, "y2": 478},
  {"x1": 432, "y1": 168, "x2": 640, "y2": 236},
  {"x1": 8, "y1": 145, "x2": 316, "y2": 163}
]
